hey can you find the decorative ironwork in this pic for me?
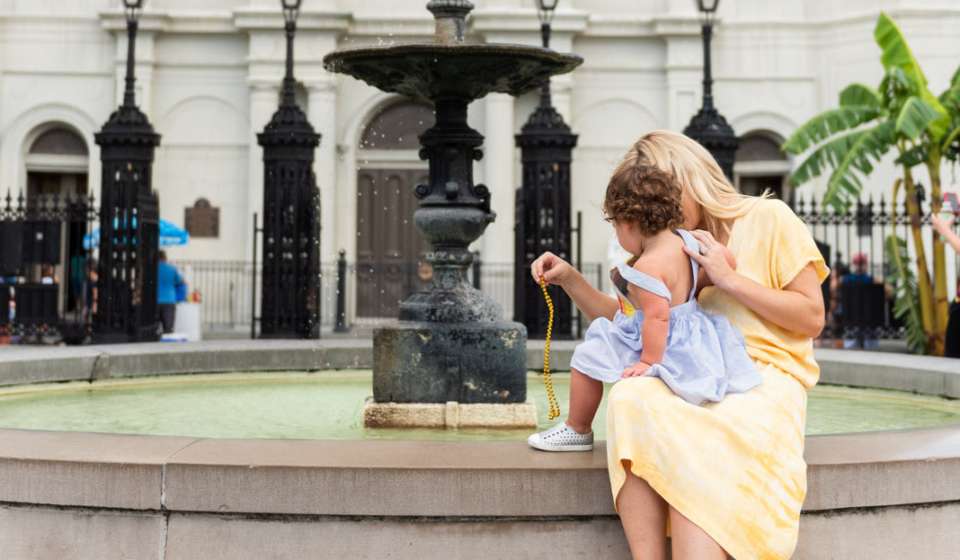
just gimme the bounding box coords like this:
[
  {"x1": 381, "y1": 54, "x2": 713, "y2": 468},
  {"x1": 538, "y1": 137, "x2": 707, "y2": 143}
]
[
  {"x1": 256, "y1": 0, "x2": 321, "y2": 339},
  {"x1": 93, "y1": 0, "x2": 161, "y2": 343},
  {"x1": 514, "y1": 0, "x2": 577, "y2": 339},
  {"x1": 683, "y1": 1, "x2": 738, "y2": 180},
  {"x1": 0, "y1": 191, "x2": 98, "y2": 344}
]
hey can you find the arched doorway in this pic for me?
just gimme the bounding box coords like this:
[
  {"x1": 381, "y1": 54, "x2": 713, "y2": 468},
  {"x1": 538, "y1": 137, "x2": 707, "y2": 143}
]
[
  {"x1": 23, "y1": 125, "x2": 90, "y2": 318},
  {"x1": 355, "y1": 101, "x2": 435, "y2": 319},
  {"x1": 733, "y1": 130, "x2": 791, "y2": 200}
]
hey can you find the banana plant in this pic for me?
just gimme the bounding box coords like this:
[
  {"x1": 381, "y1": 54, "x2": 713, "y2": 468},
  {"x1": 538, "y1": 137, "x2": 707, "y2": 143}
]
[{"x1": 783, "y1": 12, "x2": 958, "y2": 354}]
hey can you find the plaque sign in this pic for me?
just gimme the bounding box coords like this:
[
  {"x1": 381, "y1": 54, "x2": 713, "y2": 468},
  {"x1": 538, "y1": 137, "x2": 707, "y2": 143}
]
[{"x1": 185, "y1": 198, "x2": 219, "y2": 238}]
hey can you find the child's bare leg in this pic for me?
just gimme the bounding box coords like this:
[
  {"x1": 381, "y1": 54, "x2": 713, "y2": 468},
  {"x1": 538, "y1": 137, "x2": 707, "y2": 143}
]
[{"x1": 567, "y1": 368, "x2": 603, "y2": 434}]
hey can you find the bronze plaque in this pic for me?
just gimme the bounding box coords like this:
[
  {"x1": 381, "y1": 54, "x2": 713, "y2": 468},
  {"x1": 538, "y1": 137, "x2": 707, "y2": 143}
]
[{"x1": 185, "y1": 198, "x2": 219, "y2": 238}]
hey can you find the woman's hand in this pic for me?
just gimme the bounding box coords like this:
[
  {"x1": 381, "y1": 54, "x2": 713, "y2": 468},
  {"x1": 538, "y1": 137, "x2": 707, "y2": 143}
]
[
  {"x1": 622, "y1": 361, "x2": 653, "y2": 378},
  {"x1": 530, "y1": 251, "x2": 574, "y2": 286},
  {"x1": 931, "y1": 214, "x2": 960, "y2": 253},
  {"x1": 932, "y1": 214, "x2": 955, "y2": 235},
  {"x1": 685, "y1": 230, "x2": 737, "y2": 291}
]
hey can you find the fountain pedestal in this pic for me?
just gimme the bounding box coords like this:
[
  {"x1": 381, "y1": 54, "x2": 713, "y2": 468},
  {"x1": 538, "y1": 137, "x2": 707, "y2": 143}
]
[{"x1": 325, "y1": 0, "x2": 581, "y2": 428}]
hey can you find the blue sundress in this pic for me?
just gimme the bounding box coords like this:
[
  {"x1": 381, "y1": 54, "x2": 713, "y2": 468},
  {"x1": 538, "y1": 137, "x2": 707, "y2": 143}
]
[{"x1": 570, "y1": 229, "x2": 761, "y2": 405}]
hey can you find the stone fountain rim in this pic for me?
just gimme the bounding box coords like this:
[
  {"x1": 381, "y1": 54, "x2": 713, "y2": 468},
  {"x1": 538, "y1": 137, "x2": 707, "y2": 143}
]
[
  {"x1": 322, "y1": 42, "x2": 584, "y2": 71},
  {"x1": 0, "y1": 342, "x2": 958, "y2": 522}
]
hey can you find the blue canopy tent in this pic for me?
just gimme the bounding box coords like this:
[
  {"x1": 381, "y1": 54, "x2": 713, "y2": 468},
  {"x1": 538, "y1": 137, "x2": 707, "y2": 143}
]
[{"x1": 83, "y1": 219, "x2": 190, "y2": 250}]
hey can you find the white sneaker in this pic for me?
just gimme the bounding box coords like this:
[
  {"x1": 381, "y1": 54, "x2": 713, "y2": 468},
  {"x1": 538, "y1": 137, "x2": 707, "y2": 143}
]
[{"x1": 527, "y1": 422, "x2": 594, "y2": 452}]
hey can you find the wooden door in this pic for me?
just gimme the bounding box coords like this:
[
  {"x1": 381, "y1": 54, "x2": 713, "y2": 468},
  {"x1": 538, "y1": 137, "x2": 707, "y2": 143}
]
[{"x1": 356, "y1": 169, "x2": 430, "y2": 318}]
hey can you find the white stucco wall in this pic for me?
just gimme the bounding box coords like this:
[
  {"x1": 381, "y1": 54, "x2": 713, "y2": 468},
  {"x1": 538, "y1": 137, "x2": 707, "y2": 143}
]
[{"x1": 0, "y1": 0, "x2": 957, "y2": 292}]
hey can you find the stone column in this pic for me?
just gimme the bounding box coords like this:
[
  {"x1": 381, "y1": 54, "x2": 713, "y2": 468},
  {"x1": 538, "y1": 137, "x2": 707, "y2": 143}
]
[
  {"x1": 307, "y1": 79, "x2": 338, "y2": 264},
  {"x1": 247, "y1": 81, "x2": 280, "y2": 256},
  {"x1": 482, "y1": 93, "x2": 515, "y2": 264}
]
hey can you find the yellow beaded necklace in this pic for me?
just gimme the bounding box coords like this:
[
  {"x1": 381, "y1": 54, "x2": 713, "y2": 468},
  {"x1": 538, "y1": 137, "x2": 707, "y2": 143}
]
[{"x1": 538, "y1": 276, "x2": 560, "y2": 420}]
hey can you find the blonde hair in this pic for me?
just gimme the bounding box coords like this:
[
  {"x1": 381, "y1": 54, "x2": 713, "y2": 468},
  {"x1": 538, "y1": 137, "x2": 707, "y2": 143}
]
[{"x1": 628, "y1": 130, "x2": 767, "y2": 239}]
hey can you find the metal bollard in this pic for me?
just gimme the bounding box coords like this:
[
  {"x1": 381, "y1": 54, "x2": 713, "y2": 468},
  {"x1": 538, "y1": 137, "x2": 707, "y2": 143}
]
[{"x1": 334, "y1": 250, "x2": 349, "y2": 333}]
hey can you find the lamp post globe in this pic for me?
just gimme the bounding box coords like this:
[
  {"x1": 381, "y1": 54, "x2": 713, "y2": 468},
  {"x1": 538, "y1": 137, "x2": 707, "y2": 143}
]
[
  {"x1": 123, "y1": 0, "x2": 143, "y2": 23},
  {"x1": 536, "y1": 0, "x2": 558, "y2": 25},
  {"x1": 282, "y1": 0, "x2": 302, "y2": 25}
]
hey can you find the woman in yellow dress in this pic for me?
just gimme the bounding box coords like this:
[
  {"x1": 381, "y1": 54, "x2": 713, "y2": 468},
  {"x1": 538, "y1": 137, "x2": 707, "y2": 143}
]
[{"x1": 531, "y1": 130, "x2": 828, "y2": 559}]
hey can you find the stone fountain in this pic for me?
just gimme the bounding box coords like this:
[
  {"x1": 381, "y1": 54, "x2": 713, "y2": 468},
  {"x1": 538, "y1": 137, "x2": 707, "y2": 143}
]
[{"x1": 324, "y1": 1, "x2": 581, "y2": 428}]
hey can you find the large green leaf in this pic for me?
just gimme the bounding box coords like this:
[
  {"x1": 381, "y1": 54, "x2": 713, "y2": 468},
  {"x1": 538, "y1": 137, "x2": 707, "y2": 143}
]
[
  {"x1": 782, "y1": 106, "x2": 880, "y2": 155},
  {"x1": 839, "y1": 83, "x2": 882, "y2": 108},
  {"x1": 874, "y1": 12, "x2": 948, "y2": 139},
  {"x1": 895, "y1": 96, "x2": 941, "y2": 139},
  {"x1": 885, "y1": 233, "x2": 928, "y2": 353},
  {"x1": 875, "y1": 12, "x2": 927, "y2": 87},
  {"x1": 823, "y1": 121, "x2": 896, "y2": 209},
  {"x1": 788, "y1": 128, "x2": 870, "y2": 187}
]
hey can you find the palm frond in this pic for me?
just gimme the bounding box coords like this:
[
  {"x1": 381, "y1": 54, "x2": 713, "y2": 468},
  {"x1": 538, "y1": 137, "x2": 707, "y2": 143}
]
[
  {"x1": 875, "y1": 12, "x2": 928, "y2": 87},
  {"x1": 895, "y1": 96, "x2": 941, "y2": 139},
  {"x1": 874, "y1": 13, "x2": 949, "y2": 139},
  {"x1": 782, "y1": 106, "x2": 880, "y2": 155},
  {"x1": 938, "y1": 84, "x2": 960, "y2": 111},
  {"x1": 885, "y1": 233, "x2": 928, "y2": 353},
  {"x1": 788, "y1": 128, "x2": 872, "y2": 187},
  {"x1": 823, "y1": 121, "x2": 896, "y2": 210},
  {"x1": 839, "y1": 84, "x2": 882, "y2": 109}
]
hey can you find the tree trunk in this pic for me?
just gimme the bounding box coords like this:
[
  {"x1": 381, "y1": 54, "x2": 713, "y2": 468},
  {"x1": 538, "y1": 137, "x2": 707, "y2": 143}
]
[
  {"x1": 927, "y1": 156, "x2": 948, "y2": 356},
  {"x1": 902, "y1": 168, "x2": 937, "y2": 350}
]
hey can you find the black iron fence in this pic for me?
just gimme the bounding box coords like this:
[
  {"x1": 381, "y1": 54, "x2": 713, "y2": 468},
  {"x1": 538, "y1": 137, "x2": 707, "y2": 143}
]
[
  {"x1": 170, "y1": 255, "x2": 606, "y2": 338},
  {"x1": 0, "y1": 191, "x2": 98, "y2": 344},
  {"x1": 792, "y1": 194, "x2": 960, "y2": 342}
]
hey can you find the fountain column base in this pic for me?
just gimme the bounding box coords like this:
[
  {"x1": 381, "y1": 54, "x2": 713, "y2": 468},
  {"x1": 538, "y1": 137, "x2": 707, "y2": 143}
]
[
  {"x1": 363, "y1": 398, "x2": 537, "y2": 429},
  {"x1": 373, "y1": 321, "x2": 527, "y2": 404}
]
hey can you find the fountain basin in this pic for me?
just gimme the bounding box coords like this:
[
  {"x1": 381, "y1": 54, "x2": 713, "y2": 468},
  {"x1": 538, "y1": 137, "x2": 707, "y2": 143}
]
[{"x1": 0, "y1": 341, "x2": 958, "y2": 559}]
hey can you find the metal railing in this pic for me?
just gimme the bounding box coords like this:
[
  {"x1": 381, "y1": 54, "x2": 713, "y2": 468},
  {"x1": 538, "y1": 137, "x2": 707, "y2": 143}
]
[
  {"x1": 792, "y1": 194, "x2": 960, "y2": 341},
  {"x1": 172, "y1": 255, "x2": 607, "y2": 336}
]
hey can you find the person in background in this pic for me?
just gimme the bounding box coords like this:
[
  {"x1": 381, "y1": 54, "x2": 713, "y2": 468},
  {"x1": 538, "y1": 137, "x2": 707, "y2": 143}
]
[
  {"x1": 84, "y1": 258, "x2": 98, "y2": 321},
  {"x1": 157, "y1": 251, "x2": 186, "y2": 334},
  {"x1": 827, "y1": 259, "x2": 849, "y2": 346},
  {"x1": 839, "y1": 253, "x2": 882, "y2": 350},
  {"x1": 932, "y1": 214, "x2": 960, "y2": 358}
]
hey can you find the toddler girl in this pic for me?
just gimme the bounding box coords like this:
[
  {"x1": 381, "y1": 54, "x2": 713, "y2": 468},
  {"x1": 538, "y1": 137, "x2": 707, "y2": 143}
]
[{"x1": 528, "y1": 159, "x2": 762, "y2": 452}]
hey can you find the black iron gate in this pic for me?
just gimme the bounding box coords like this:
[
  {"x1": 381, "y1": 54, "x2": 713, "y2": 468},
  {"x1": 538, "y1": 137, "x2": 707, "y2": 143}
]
[{"x1": 0, "y1": 190, "x2": 98, "y2": 344}]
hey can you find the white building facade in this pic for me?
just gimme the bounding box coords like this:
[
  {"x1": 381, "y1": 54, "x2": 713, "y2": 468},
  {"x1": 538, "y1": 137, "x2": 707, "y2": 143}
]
[{"x1": 1, "y1": 0, "x2": 958, "y2": 322}]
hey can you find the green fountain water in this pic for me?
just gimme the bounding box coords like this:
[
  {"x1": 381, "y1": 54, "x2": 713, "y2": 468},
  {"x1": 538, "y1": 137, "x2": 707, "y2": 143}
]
[{"x1": 0, "y1": 371, "x2": 958, "y2": 441}]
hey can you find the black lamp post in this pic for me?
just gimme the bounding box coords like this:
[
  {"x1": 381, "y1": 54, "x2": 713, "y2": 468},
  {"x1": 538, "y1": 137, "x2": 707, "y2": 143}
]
[
  {"x1": 93, "y1": 0, "x2": 162, "y2": 343},
  {"x1": 257, "y1": 0, "x2": 322, "y2": 339},
  {"x1": 514, "y1": 0, "x2": 578, "y2": 339},
  {"x1": 682, "y1": 0, "x2": 738, "y2": 180}
]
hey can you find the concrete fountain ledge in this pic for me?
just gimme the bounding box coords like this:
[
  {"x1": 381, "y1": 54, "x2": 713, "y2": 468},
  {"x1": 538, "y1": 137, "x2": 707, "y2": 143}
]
[
  {"x1": 0, "y1": 342, "x2": 959, "y2": 558},
  {"x1": 0, "y1": 427, "x2": 958, "y2": 559}
]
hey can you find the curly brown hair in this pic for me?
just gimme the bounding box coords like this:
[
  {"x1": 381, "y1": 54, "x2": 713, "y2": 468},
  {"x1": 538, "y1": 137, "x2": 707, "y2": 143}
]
[{"x1": 602, "y1": 155, "x2": 684, "y2": 236}]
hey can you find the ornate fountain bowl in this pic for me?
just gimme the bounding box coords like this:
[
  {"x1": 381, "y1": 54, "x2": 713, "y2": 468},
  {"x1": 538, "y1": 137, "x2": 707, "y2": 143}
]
[{"x1": 323, "y1": 43, "x2": 582, "y2": 103}]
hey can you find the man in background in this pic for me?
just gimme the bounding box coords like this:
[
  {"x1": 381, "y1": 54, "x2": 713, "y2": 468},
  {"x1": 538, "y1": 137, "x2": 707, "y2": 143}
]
[{"x1": 157, "y1": 251, "x2": 186, "y2": 334}]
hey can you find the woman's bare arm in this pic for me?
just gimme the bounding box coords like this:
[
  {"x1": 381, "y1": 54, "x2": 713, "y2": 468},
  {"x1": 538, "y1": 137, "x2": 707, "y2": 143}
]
[{"x1": 718, "y1": 264, "x2": 825, "y2": 338}]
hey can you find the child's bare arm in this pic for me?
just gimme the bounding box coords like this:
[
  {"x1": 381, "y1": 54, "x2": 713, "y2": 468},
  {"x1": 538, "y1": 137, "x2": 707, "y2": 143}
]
[{"x1": 621, "y1": 261, "x2": 670, "y2": 378}]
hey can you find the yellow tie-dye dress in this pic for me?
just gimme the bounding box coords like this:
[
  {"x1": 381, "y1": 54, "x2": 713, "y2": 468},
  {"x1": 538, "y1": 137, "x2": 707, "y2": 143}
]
[{"x1": 605, "y1": 199, "x2": 829, "y2": 559}]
